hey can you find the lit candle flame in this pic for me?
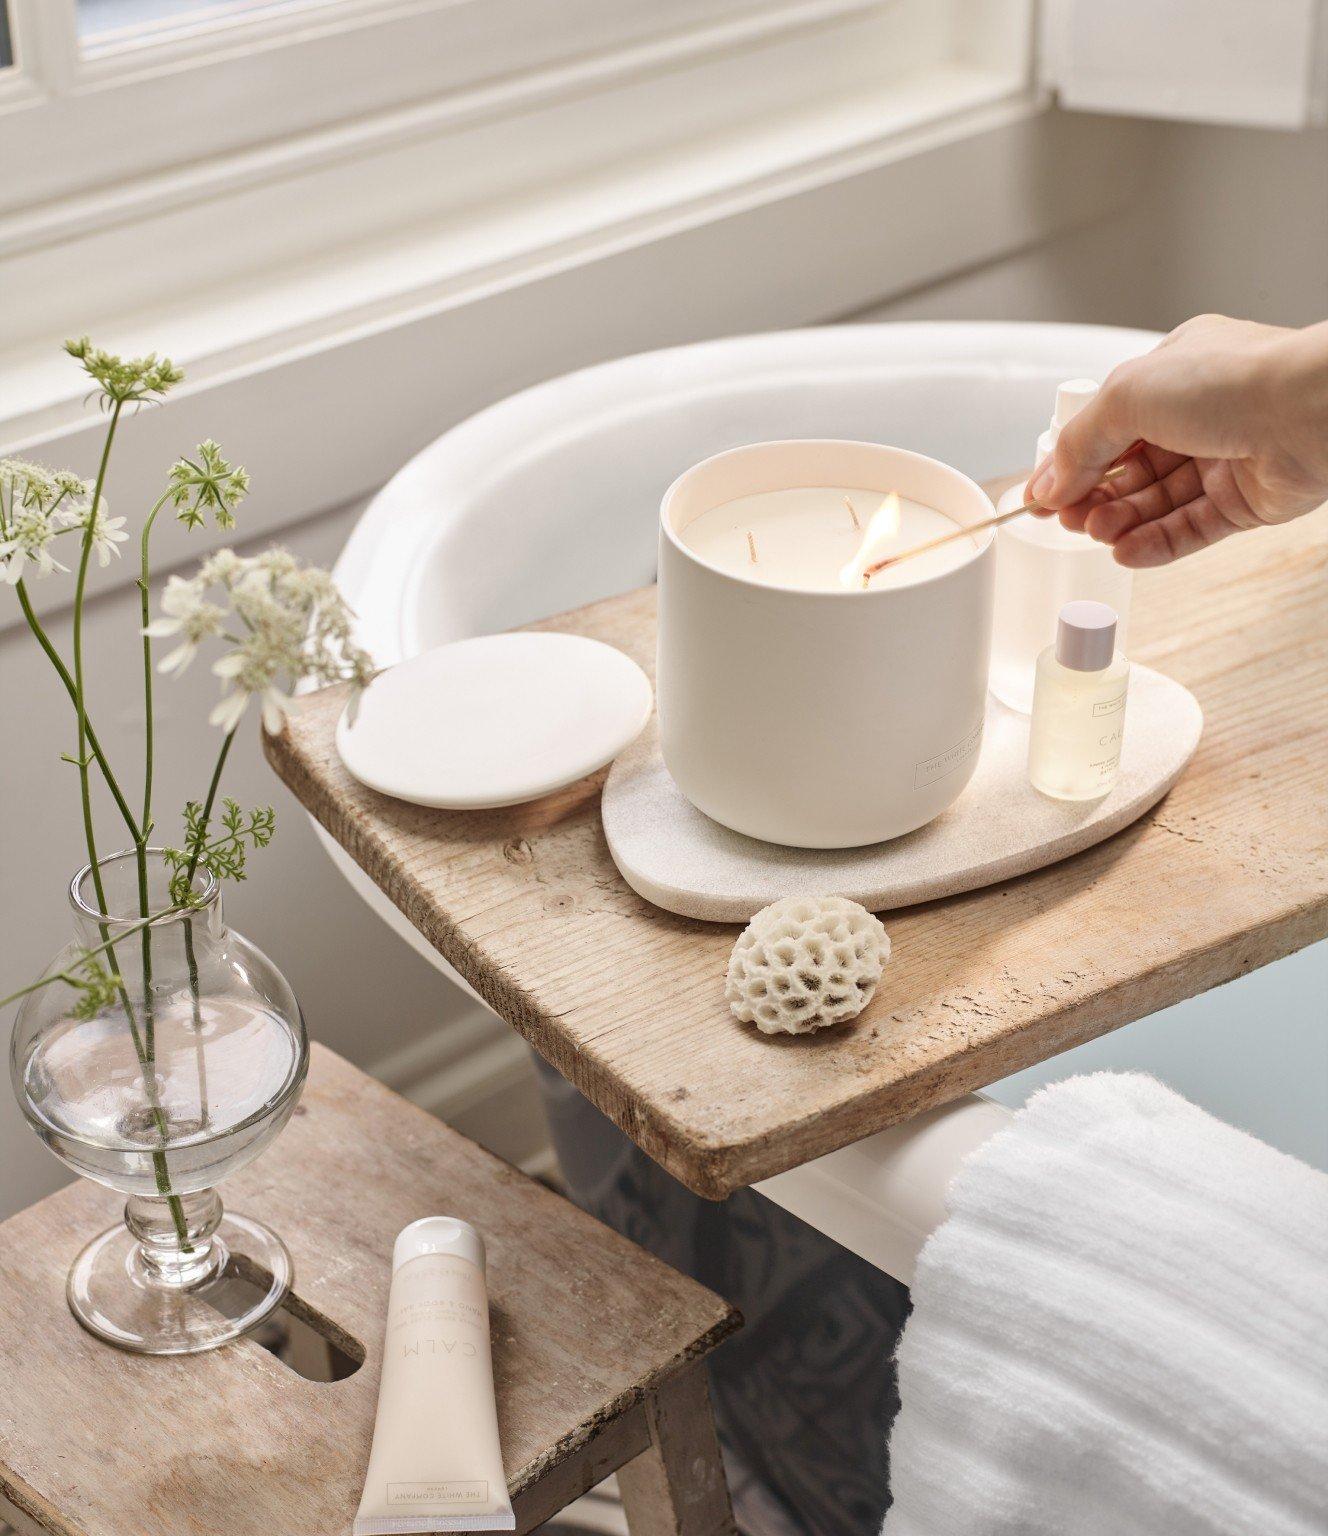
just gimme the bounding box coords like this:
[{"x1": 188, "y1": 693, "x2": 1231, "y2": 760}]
[{"x1": 839, "y1": 491, "x2": 901, "y2": 588}]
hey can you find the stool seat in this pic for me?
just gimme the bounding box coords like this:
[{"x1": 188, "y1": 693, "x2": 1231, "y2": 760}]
[{"x1": 0, "y1": 1044, "x2": 740, "y2": 1536}]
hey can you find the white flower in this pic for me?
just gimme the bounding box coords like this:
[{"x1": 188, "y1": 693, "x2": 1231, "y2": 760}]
[
  {"x1": 143, "y1": 574, "x2": 226, "y2": 676},
  {"x1": 0, "y1": 509, "x2": 68, "y2": 583},
  {"x1": 208, "y1": 682, "x2": 251, "y2": 734},
  {"x1": 162, "y1": 543, "x2": 372, "y2": 735},
  {"x1": 77, "y1": 499, "x2": 129, "y2": 567},
  {"x1": 210, "y1": 641, "x2": 295, "y2": 735},
  {"x1": 0, "y1": 458, "x2": 59, "y2": 511}
]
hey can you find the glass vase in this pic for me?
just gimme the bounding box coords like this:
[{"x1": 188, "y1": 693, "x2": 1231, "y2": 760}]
[{"x1": 9, "y1": 850, "x2": 308, "y2": 1355}]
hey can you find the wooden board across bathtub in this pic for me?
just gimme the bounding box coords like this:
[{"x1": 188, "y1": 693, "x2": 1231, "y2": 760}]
[{"x1": 264, "y1": 492, "x2": 1328, "y2": 1200}]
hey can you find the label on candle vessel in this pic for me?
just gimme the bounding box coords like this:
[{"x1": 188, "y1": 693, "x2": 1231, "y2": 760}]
[{"x1": 914, "y1": 721, "x2": 983, "y2": 789}]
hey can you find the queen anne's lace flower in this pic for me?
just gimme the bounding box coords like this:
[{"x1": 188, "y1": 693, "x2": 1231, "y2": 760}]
[
  {"x1": 0, "y1": 458, "x2": 93, "y2": 583},
  {"x1": 1, "y1": 459, "x2": 59, "y2": 511},
  {"x1": 168, "y1": 440, "x2": 249, "y2": 530},
  {"x1": 142, "y1": 574, "x2": 227, "y2": 676},
  {"x1": 75, "y1": 499, "x2": 129, "y2": 568},
  {"x1": 149, "y1": 544, "x2": 374, "y2": 734},
  {"x1": 64, "y1": 336, "x2": 183, "y2": 406},
  {"x1": 0, "y1": 507, "x2": 68, "y2": 583}
]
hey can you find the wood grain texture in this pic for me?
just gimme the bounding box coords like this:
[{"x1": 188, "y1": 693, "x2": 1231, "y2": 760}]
[
  {"x1": 264, "y1": 496, "x2": 1328, "y2": 1200},
  {"x1": 617, "y1": 1369, "x2": 735, "y2": 1536},
  {"x1": 0, "y1": 1045, "x2": 738, "y2": 1536}
]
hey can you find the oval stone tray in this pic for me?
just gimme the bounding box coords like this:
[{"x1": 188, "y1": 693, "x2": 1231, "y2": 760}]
[{"x1": 602, "y1": 664, "x2": 1202, "y2": 922}]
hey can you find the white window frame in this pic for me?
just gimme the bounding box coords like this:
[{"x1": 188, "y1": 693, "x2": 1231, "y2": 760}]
[
  {"x1": 1, "y1": 0, "x2": 1045, "y2": 381},
  {"x1": 3, "y1": 0, "x2": 1162, "y2": 627},
  {"x1": 1, "y1": 0, "x2": 780, "y2": 212}
]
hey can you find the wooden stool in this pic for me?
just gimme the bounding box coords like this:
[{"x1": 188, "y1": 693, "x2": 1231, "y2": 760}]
[{"x1": 0, "y1": 1045, "x2": 740, "y2": 1536}]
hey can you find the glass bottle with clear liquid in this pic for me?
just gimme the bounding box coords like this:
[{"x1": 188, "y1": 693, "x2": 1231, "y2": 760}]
[
  {"x1": 990, "y1": 379, "x2": 1133, "y2": 714},
  {"x1": 1028, "y1": 601, "x2": 1130, "y2": 801}
]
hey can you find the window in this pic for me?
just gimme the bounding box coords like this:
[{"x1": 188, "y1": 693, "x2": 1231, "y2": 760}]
[
  {"x1": 77, "y1": 2, "x2": 289, "y2": 44},
  {"x1": 3, "y1": 0, "x2": 808, "y2": 212},
  {"x1": 2, "y1": 0, "x2": 1040, "y2": 455}
]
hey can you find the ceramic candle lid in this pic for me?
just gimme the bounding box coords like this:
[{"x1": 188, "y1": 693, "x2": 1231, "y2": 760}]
[{"x1": 336, "y1": 632, "x2": 652, "y2": 809}]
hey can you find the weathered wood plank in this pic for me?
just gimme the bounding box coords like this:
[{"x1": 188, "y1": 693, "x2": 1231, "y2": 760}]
[
  {"x1": 264, "y1": 495, "x2": 1328, "y2": 1199},
  {"x1": 617, "y1": 1370, "x2": 736, "y2": 1536},
  {"x1": 0, "y1": 1045, "x2": 738, "y2": 1536}
]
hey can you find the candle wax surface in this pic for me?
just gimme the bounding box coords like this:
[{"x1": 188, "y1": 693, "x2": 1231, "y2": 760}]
[{"x1": 679, "y1": 486, "x2": 975, "y2": 592}]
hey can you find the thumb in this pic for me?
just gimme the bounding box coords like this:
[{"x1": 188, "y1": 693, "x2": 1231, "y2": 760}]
[{"x1": 1029, "y1": 375, "x2": 1141, "y2": 507}]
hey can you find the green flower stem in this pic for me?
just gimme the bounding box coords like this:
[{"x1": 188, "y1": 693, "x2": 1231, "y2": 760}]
[
  {"x1": 183, "y1": 919, "x2": 211, "y2": 1129},
  {"x1": 73, "y1": 401, "x2": 123, "y2": 909},
  {"x1": 174, "y1": 726, "x2": 238, "y2": 1135},
  {"x1": 69, "y1": 404, "x2": 189, "y2": 1253},
  {"x1": 136, "y1": 493, "x2": 173, "y2": 1068},
  {"x1": 137, "y1": 490, "x2": 217, "y2": 1132},
  {"x1": 0, "y1": 908, "x2": 176, "y2": 1012},
  {"x1": 138, "y1": 489, "x2": 172, "y2": 841},
  {"x1": 12, "y1": 580, "x2": 140, "y2": 843},
  {"x1": 184, "y1": 727, "x2": 238, "y2": 884}
]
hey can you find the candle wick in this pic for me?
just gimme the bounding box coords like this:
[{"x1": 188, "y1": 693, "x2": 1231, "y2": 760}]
[
  {"x1": 747, "y1": 530, "x2": 758, "y2": 563},
  {"x1": 844, "y1": 495, "x2": 861, "y2": 531}
]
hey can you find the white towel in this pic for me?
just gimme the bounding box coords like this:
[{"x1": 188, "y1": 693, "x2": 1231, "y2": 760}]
[{"x1": 883, "y1": 1072, "x2": 1328, "y2": 1536}]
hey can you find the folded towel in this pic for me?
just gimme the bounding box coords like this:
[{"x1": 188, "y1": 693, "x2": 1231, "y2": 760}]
[{"x1": 884, "y1": 1072, "x2": 1328, "y2": 1536}]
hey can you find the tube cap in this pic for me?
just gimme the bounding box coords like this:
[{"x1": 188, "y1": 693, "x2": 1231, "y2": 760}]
[
  {"x1": 1056, "y1": 600, "x2": 1118, "y2": 671},
  {"x1": 392, "y1": 1216, "x2": 486, "y2": 1273}
]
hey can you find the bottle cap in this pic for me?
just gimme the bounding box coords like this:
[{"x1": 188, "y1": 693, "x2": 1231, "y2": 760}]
[
  {"x1": 1056, "y1": 600, "x2": 1117, "y2": 671},
  {"x1": 1052, "y1": 378, "x2": 1099, "y2": 428},
  {"x1": 392, "y1": 1216, "x2": 486, "y2": 1273},
  {"x1": 1036, "y1": 377, "x2": 1100, "y2": 464}
]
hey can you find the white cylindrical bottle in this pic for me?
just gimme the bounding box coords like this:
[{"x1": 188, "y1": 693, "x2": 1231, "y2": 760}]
[
  {"x1": 1028, "y1": 601, "x2": 1130, "y2": 801},
  {"x1": 990, "y1": 379, "x2": 1133, "y2": 714}
]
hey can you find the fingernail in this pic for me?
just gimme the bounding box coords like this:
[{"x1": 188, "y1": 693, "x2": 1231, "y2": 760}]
[{"x1": 1028, "y1": 465, "x2": 1054, "y2": 503}]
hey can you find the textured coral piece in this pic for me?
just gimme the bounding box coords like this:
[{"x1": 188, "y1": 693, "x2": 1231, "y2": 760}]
[{"x1": 726, "y1": 896, "x2": 889, "y2": 1035}]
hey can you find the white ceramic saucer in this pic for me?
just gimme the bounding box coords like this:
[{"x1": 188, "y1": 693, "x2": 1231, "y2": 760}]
[{"x1": 337, "y1": 632, "x2": 652, "y2": 809}]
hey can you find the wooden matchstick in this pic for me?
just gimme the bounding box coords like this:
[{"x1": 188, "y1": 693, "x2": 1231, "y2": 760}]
[
  {"x1": 844, "y1": 495, "x2": 861, "y2": 531},
  {"x1": 861, "y1": 462, "x2": 1131, "y2": 583},
  {"x1": 747, "y1": 530, "x2": 758, "y2": 563}
]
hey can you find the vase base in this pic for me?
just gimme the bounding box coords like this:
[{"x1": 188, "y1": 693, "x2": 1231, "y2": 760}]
[{"x1": 67, "y1": 1211, "x2": 294, "y2": 1355}]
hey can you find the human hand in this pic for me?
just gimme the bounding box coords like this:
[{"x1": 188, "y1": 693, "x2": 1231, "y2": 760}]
[{"x1": 1027, "y1": 314, "x2": 1328, "y2": 567}]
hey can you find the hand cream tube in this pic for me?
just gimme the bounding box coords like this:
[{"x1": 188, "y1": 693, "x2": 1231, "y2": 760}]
[{"x1": 354, "y1": 1217, "x2": 515, "y2": 1534}]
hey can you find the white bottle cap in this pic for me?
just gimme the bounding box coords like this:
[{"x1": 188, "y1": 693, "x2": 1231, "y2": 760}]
[
  {"x1": 1056, "y1": 600, "x2": 1118, "y2": 672},
  {"x1": 392, "y1": 1216, "x2": 486, "y2": 1273},
  {"x1": 1035, "y1": 377, "x2": 1099, "y2": 464}
]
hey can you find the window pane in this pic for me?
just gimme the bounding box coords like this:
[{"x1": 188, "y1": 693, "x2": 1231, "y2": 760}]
[{"x1": 78, "y1": 0, "x2": 287, "y2": 42}]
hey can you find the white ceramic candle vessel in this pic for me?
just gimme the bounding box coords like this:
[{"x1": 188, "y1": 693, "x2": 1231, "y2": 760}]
[{"x1": 657, "y1": 440, "x2": 995, "y2": 849}]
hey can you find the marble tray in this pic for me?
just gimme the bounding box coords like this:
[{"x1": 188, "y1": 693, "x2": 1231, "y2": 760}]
[{"x1": 602, "y1": 664, "x2": 1202, "y2": 922}]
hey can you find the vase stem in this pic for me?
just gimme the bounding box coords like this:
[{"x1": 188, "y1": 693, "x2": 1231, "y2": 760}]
[{"x1": 126, "y1": 1189, "x2": 224, "y2": 1289}]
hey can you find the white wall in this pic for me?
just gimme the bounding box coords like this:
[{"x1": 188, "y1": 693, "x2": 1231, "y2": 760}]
[
  {"x1": 3, "y1": 109, "x2": 1325, "y2": 1220},
  {"x1": 853, "y1": 119, "x2": 1328, "y2": 329}
]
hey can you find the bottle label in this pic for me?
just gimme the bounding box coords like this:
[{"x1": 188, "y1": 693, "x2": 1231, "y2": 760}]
[{"x1": 1092, "y1": 692, "x2": 1127, "y2": 717}]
